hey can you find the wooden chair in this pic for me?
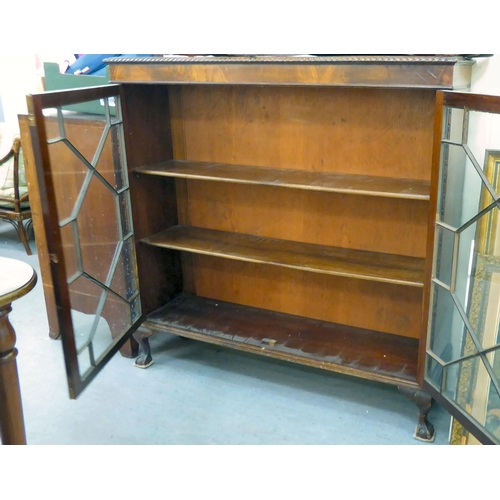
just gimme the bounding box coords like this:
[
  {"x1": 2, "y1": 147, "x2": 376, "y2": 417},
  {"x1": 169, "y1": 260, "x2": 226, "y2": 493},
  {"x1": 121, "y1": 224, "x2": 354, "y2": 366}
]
[{"x1": 0, "y1": 137, "x2": 32, "y2": 255}]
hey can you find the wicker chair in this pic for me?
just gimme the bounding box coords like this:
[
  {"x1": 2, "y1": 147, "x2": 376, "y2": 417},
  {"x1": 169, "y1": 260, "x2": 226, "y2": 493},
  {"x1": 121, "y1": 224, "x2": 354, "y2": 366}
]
[{"x1": 0, "y1": 137, "x2": 32, "y2": 255}]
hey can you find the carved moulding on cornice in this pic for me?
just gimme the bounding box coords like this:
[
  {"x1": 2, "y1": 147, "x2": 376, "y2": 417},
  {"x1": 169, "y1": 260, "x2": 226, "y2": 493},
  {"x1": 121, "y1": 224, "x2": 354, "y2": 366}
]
[{"x1": 104, "y1": 55, "x2": 474, "y2": 65}]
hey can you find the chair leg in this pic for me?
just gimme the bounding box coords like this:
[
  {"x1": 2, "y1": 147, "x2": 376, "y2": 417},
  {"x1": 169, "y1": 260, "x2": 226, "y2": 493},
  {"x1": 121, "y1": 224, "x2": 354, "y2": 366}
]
[
  {"x1": 14, "y1": 220, "x2": 32, "y2": 255},
  {"x1": 26, "y1": 219, "x2": 34, "y2": 239}
]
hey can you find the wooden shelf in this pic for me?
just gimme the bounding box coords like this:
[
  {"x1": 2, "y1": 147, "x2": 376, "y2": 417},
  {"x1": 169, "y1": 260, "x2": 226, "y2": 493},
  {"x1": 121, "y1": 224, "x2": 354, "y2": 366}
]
[
  {"x1": 144, "y1": 294, "x2": 419, "y2": 387},
  {"x1": 141, "y1": 225, "x2": 426, "y2": 287},
  {"x1": 135, "y1": 160, "x2": 430, "y2": 200}
]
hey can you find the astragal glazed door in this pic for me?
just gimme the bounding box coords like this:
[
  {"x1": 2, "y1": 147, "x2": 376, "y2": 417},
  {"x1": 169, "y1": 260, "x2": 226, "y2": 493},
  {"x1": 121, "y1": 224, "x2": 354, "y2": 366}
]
[
  {"x1": 425, "y1": 90, "x2": 500, "y2": 444},
  {"x1": 28, "y1": 85, "x2": 142, "y2": 398}
]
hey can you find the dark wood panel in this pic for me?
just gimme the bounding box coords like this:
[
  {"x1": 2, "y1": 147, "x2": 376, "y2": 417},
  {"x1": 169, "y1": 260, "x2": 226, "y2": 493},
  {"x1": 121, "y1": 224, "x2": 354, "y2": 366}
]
[
  {"x1": 420, "y1": 91, "x2": 447, "y2": 384},
  {"x1": 121, "y1": 85, "x2": 183, "y2": 316},
  {"x1": 136, "y1": 160, "x2": 431, "y2": 200},
  {"x1": 145, "y1": 294, "x2": 420, "y2": 387},
  {"x1": 142, "y1": 225, "x2": 425, "y2": 287},
  {"x1": 441, "y1": 90, "x2": 500, "y2": 114},
  {"x1": 191, "y1": 255, "x2": 423, "y2": 338},
  {"x1": 184, "y1": 181, "x2": 429, "y2": 258},
  {"x1": 177, "y1": 86, "x2": 436, "y2": 181},
  {"x1": 174, "y1": 179, "x2": 196, "y2": 294},
  {"x1": 29, "y1": 84, "x2": 120, "y2": 108},
  {"x1": 108, "y1": 58, "x2": 468, "y2": 89},
  {"x1": 18, "y1": 115, "x2": 59, "y2": 338},
  {"x1": 168, "y1": 86, "x2": 196, "y2": 295}
]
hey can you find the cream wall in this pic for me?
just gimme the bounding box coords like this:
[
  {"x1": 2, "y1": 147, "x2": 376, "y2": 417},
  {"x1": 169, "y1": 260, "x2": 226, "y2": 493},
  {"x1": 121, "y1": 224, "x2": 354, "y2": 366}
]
[
  {"x1": 471, "y1": 55, "x2": 500, "y2": 95},
  {"x1": 0, "y1": 55, "x2": 34, "y2": 153},
  {"x1": 0, "y1": 54, "x2": 71, "y2": 153}
]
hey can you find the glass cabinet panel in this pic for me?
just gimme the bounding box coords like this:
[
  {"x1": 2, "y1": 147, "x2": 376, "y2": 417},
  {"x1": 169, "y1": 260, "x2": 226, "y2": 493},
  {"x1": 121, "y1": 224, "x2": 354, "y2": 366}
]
[
  {"x1": 426, "y1": 92, "x2": 500, "y2": 444},
  {"x1": 28, "y1": 86, "x2": 141, "y2": 398}
]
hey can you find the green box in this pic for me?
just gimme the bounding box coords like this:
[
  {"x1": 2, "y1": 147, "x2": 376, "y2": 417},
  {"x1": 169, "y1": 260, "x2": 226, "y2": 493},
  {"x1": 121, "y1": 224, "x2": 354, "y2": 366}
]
[{"x1": 43, "y1": 62, "x2": 114, "y2": 115}]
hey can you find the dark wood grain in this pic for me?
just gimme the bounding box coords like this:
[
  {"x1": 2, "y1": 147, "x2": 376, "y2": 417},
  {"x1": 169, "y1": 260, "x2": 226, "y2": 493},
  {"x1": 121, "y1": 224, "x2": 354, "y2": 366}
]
[
  {"x1": 442, "y1": 90, "x2": 500, "y2": 114},
  {"x1": 136, "y1": 160, "x2": 431, "y2": 200},
  {"x1": 0, "y1": 304, "x2": 26, "y2": 445},
  {"x1": 19, "y1": 116, "x2": 58, "y2": 337},
  {"x1": 145, "y1": 294, "x2": 419, "y2": 387},
  {"x1": 398, "y1": 387, "x2": 435, "y2": 442},
  {"x1": 167, "y1": 86, "x2": 197, "y2": 295},
  {"x1": 175, "y1": 86, "x2": 436, "y2": 181},
  {"x1": 191, "y1": 255, "x2": 423, "y2": 338},
  {"x1": 22, "y1": 59, "x2": 475, "y2": 419},
  {"x1": 419, "y1": 91, "x2": 446, "y2": 385},
  {"x1": 31, "y1": 84, "x2": 121, "y2": 108},
  {"x1": 120, "y1": 85, "x2": 184, "y2": 317},
  {"x1": 182, "y1": 180, "x2": 429, "y2": 258},
  {"x1": 0, "y1": 257, "x2": 37, "y2": 445},
  {"x1": 108, "y1": 57, "x2": 472, "y2": 89},
  {"x1": 142, "y1": 225, "x2": 426, "y2": 287}
]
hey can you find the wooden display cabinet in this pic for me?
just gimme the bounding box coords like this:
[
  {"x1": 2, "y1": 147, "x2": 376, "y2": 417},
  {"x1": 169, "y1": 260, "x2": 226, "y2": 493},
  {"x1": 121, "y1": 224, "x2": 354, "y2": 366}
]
[{"x1": 19, "y1": 55, "x2": 487, "y2": 442}]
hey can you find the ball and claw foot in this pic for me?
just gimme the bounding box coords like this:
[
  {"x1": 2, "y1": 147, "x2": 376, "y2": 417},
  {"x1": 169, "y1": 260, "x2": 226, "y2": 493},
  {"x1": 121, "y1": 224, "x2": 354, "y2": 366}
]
[
  {"x1": 414, "y1": 416, "x2": 435, "y2": 443},
  {"x1": 398, "y1": 386, "x2": 436, "y2": 443},
  {"x1": 134, "y1": 352, "x2": 154, "y2": 369},
  {"x1": 133, "y1": 327, "x2": 155, "y2": 369}
]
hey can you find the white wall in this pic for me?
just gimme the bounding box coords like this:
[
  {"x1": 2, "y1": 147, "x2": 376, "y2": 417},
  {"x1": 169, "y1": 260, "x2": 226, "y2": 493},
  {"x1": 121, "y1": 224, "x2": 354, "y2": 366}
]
[
  {"x1": 471, "y1": 55, "x2": 500, "y2": 95},
  {"x1": 0, "y1": 55, "x2": 39, "y2": 133},
  {"x1": 0, "y1": 54, "x2": 71, "y2": 143},
  {"x1": 0, "y1": 54, "x2": 42, "y2": 154}
]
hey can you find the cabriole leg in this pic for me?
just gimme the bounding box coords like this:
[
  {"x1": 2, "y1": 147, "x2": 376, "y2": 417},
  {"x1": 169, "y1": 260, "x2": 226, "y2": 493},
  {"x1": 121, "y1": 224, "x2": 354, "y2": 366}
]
[{"x1": 398, "y1": 386, "x2": 435, "y2": 442}]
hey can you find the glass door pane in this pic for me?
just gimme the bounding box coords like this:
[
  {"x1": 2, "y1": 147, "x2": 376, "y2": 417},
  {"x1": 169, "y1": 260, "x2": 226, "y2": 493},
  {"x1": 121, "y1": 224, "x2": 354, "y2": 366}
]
[
  {"x1": 426, "y1": 91, "x2": 500, "y2": 444},
  {"x1": 27, "y1": 85, "x2": 141, "y2": 398}
]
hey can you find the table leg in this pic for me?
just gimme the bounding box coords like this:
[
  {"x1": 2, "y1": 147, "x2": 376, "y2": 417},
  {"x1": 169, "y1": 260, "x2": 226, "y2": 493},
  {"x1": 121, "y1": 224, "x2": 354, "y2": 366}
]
[{"x1": 0, "y1": 304, "x2": 27, "y2": 445}]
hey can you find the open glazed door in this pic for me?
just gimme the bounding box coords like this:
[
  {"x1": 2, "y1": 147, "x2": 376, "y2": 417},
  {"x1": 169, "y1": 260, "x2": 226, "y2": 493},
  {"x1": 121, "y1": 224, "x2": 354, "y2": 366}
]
[
  {"x1": 425, "y1": 91, "x2": 500, "y2": 444},
  {"x1": 27, "y1": 85, "x2": 142, "y2": 399}
]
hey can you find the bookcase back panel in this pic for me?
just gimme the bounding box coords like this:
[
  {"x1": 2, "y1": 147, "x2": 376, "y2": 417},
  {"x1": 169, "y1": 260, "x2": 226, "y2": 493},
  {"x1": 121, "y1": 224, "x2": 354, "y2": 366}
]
[
  {"x1": 183, "y1": 181, "x2": 429, "y2": 258},
  {"x1": 190, "y1": 255, "x2": 422, "y2": 338},
  {"x1": 177, "y1": 85, "x2": 435, "y2": 181}
]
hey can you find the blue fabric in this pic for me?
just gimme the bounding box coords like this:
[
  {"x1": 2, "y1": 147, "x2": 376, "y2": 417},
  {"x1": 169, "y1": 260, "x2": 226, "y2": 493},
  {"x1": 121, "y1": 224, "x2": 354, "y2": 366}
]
[
  {"x1": 65, "y1": 54, "x2": 153, "y2": 75},
  {"x1": 65, "y1": 54, "x2": 120, "y2": 75},
  {"x1": 87, "y1": 67, "x2": 108, "y2": 77}
]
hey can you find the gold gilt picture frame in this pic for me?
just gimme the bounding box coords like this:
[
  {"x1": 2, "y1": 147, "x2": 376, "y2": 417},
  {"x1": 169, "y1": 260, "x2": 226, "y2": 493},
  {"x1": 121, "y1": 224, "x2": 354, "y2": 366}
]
[{"x1": 450, "y1": 150, "x2": 500, "y2": 445}]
